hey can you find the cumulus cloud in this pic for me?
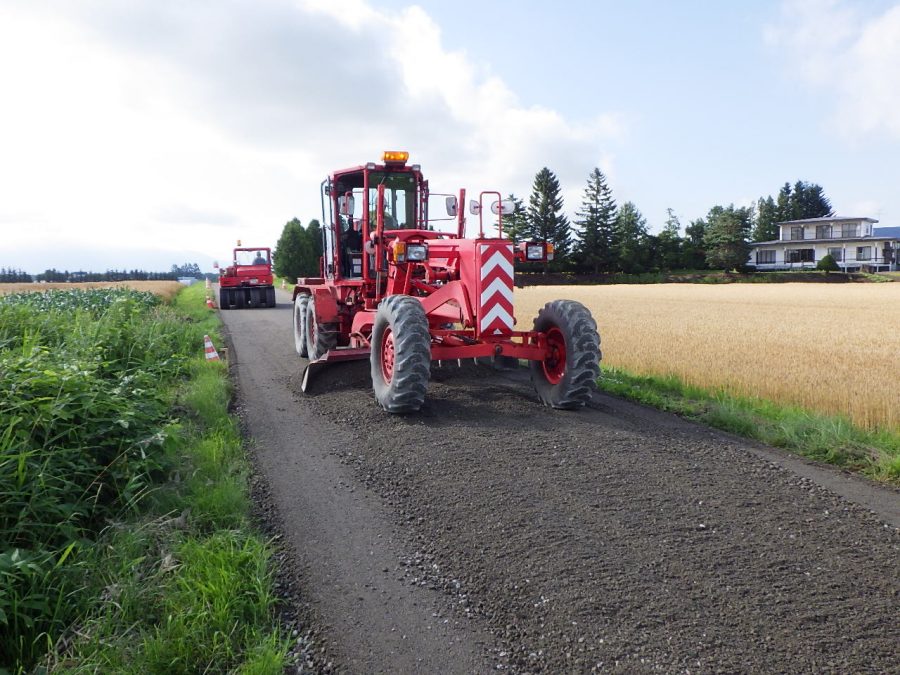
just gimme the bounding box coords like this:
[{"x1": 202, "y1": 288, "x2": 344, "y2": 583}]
[
  {"x1": 766, "y1": 0, "x2": 900, "y2": 141},
  {"x1": 61, "y1": 0, "x2": 624, "y2": 193},
  {"x1": 1, "y1": 0, "x2": 623, "y2": 271}
]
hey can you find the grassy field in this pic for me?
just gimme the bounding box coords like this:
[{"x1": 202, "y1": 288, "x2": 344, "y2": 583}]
[
  {"x1": 0, "y1": 280, "x2": 185, "y2": 301},
  {"x1": 516, "y1": 283, "x2": 900, "y2": 432},
  {"x1": 0, "y1": 285, "x2": 286, "y2": 672}
]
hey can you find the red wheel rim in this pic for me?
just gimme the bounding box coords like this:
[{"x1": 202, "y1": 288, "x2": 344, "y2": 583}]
[
  {"x1": 381, "y1": 327, "x2": 396, "y2": 383},
  {"x1": 542, "y1": 326, "x2": 566, "y2": 384}
]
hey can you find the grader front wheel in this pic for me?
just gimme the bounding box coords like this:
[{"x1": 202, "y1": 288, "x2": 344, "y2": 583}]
[
  {"x1": 293, "y1": 293, "x2": 310, "y2": 357},
  {"x1": 305, "y1": 295, "x2": 338, "y2": 361},
  {"x1": 530, "y1": 300, "x2": 601, "y2": 409},
  {"x1": 370, "y1": 295, "x2": 431, "y2": 413}
]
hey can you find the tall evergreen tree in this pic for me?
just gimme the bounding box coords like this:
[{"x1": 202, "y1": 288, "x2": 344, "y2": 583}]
[
  {"x1": 752, "y1": 195, "x2": 779, "y2": 242},
  {"x1": 306, "y1": 219, "x2": 323, "y2": 261},
  {"x1": 776, "y1": 183, "x2": 792, "y2": 223},
  {"x1": 791, "y1": 180, "x2": 833, "y2": 219},
  {"x1": 526, "y1": 167, "x2": 572, "y2": 272},
  {"x1": 499, "y1": 194, "x2": 528, "y2": 242},
  {"x1": 612, "y1": 202, "x2": 649, "y2": 273},
  {"x1": 574, "y1": 168, "x2": 617, "y2": 274},
  {"x1": 769, "y1": 181, "x2": 832, "y2": 225},
  {"x1": 703, "y1": 204, "x2": 752, "y2": 271},
  {"x1": 657, "y1": 208, "x2": 684, "y2": 271},
  {"x1": 274, "y1": 218, "x2": 312, "y2": 282}
]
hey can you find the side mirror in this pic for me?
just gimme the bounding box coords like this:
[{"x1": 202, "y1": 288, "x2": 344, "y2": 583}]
[
  {"x1": 338, "y1": 194, "x2": 355, "y2": 216},
  {"x1": 491, "y1": 199, "x2": 516, "y2": 215},
  {"x1": 445, "y1": 196, "x2": 458, "y2": 217},
  {"x1": 469, "y1": 199, "x2": 481, "y2": 215}
]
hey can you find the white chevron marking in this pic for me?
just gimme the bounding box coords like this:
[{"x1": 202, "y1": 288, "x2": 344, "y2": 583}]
[
  {"x1": 480, "y1": 251, "x2": 514, "y2": 280},
  {"x1": 480, "y1": 304, "x2": 514, "y2": 331},
  {"x1": 480, "y1": 277, "x2": 514, "y2": 308}
]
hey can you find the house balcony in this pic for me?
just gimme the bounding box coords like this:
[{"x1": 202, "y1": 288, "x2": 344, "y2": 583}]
[{"x1": 750, "y1": 256, "x2": 896, "y2": 272}]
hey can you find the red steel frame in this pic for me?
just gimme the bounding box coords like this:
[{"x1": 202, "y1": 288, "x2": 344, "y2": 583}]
[{"x1": 293, "y1": 159, "x2": 552, "y2": 364}]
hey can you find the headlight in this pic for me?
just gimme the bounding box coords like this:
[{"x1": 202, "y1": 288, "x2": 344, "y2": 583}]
[
  {"x1": 526, "y1": 244, "x2": 544, "y2": 260},
  {"x1": 406, "y1": 243, "x2": 428, "y2": 261}
]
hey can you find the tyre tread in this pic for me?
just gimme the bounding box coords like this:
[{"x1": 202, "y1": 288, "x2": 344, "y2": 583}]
[{"x1": 530, "y1": 300, "x2": 601, "y2": 409}]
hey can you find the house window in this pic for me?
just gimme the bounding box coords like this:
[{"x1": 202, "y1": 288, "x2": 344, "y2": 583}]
[
  {"x1": 816, "y1": 224, "x2": 832, "y2": 239},
  {"x1": 786, "y1": 249, "x2": 814, "y2": 263},
  {"x1": 842, "y1": 223, "x2": 858, "y2": 237},
  {"x1": 827, "y1": 247, "x2": 844, "y2": 262},
  {"x1": 856, "y1": 246, "x2": 872, "y2": 261},
  {"x1": 790, "y1": 226, "x2": 804, "y2": 240},
  {"x1": 756, "y1": 250, "x2": 776, "y2": 264}
]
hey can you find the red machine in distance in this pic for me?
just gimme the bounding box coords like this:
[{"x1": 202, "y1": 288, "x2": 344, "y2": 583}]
[
  {"x1": 292, "y1": 151, "x2": 601, "y2": 412},
  {"x1": 219, "y1": 246, "x2": 277, "y2": 309}
]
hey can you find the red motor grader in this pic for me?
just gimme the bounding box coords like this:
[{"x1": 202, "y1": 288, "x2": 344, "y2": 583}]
[
  {"x1": 292, "y1": 151, "x2": 601, "y2": 412},
  {"x1": 219, "y1": 247, "x2": 277, "y2": 309}
]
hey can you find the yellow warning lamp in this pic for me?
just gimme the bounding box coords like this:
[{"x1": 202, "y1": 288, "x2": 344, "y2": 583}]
[{"x1": 382, "y1": 150, "x2": 409, "y2": 166}]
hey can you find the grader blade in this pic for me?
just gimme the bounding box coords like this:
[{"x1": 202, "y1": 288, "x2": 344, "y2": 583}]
[{"x1": 299, "y1": 349, "x2": 371, "y2": 394}]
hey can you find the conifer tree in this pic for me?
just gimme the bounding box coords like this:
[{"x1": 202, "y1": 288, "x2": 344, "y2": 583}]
[
  {"x1": 273, "y1": 218, "x2": 311, "y2": 282},
  {"x1": 657, "y1": 208, "x2": 684, "y2": 271},
  {"x1": 753, "y1": 195, "x2": 779, "y2": 242},
  {"x1": 612, "y1": 202, "x2": 649, "y2": 273},
  {"x1": 703, "y1": 204, "x2": 752, "y2": 271},
  {"x1": 526, "y1": 167, "x2": 571, "y2": 272},
  {"x1": 499, "y1": 194, "x2": 528, "y2": 242},
  {"x1": 574, "y1": 168, "x2": 617, "y2": 274}
]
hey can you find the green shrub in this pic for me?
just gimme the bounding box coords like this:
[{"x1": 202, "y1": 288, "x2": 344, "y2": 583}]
[{"x1": 816, "y1": 253, "x2": 840, "y2": 272}]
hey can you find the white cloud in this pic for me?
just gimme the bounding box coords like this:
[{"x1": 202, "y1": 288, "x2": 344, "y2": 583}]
[
  {"x1": 0, "y1": 0, "x2": 623, "y2": 271},
  {"x1": 767, "y1": 0, "x2": 900, "y2": 141}
]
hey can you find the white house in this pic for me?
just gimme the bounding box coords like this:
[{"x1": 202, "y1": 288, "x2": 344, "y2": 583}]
[{"x1": 747, "y1": 217, "x2": 899, "y2": 272}]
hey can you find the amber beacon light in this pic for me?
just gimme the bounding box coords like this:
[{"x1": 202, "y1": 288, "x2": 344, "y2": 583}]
[{"x1": 382, "y1": 150, "x2": 409, "y2": 165}]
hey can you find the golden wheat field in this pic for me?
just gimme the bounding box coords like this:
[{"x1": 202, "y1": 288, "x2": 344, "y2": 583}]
[
  {"x1": 0, "y1": 280, "x2": 185, "y2": 301},
  {"x1": 516, "y1": 283, "x2": 900, "y2": 431}
]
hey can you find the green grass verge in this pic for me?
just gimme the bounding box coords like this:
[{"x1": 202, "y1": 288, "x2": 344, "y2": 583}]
[
  {"x1": 597, "y1": 366, "x2": 900, "y2": 484},
  {"x1": 1, "y1": 284, "x2": 287, "y2": 673}
]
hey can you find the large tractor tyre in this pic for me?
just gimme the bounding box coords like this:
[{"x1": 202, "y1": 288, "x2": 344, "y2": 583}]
[
  {"x1": 305, "y1": 296, "x2": 338, "y2": 361},
  {"x1": 529, "y1": 299, "x2": 601, "y2": 410},
  {"x1": 293, "y1": 294, "x2": 310, "y2": 357},
  {"x1": 370, "y1": 295, "x2": 431, "y2": 413},
  {"x1": 219, "y1": 287, "x2": 229, "y2": 310},
  {"x1": 266, "y1": 287, "x2": 276, "y2": 307},
  {"x1": 250, "y1": 287, "x2": 261, "y2": 308},
  {"x1": 235, "y1": 289, "x2": 246, "y2": 309}
]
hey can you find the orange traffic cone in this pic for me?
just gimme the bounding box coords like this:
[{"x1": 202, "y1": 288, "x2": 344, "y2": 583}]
[
  {"x1": 206, "y1": 297, "x2": 215, "y2": 308},
  {"x1": 203, "y1": 335, "x2": 220, "y2": 361}
]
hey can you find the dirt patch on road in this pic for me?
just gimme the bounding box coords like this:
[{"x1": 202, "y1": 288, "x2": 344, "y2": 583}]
[{"x1": 292, "y1": 364, "x2": 900, "y2": 673}]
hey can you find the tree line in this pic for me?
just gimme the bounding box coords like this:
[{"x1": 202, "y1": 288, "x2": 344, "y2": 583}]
[
  {"x1": 504, "y1": 171, "x2": 832, "y2": 274},
  {"x1": 0, "y1": 265, "x2": 205, "y2": 283},
  {"x1": 272, "y1": 175, "x2": 833, "y2": 278}
]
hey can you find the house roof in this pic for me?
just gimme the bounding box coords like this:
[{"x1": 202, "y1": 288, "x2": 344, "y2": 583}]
[
  {"x1": 774, "y1": 216, "x2": 879, "y2": 226},
  {"x1": 874, "y1": 226, "x2": 900, "y2": 238}
]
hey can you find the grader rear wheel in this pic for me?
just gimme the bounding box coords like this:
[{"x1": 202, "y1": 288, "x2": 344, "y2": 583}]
[
  {"x1": 370, "y1": 295, "x2": 431, "y2": 413},
  {"x1": 530, "y1": 300, "x2": 601, "y2": 409}
]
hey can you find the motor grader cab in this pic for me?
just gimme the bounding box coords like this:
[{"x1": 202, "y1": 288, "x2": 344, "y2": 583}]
[
  {"x1": 292, "y1": 151, "x2": 600, "y2": 412},
  {"x1": 219, "y1": 246, "x2": 277, "y2": 309}
]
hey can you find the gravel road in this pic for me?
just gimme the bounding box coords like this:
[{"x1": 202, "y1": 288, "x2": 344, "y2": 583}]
[{"x1": 218, "y1": 287, "x2": 899, "y2": 674}]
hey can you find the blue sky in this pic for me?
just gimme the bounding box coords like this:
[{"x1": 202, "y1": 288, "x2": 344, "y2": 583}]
[{"x1": 1, "y1": 0, "x2": 899, "y2": 273}]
